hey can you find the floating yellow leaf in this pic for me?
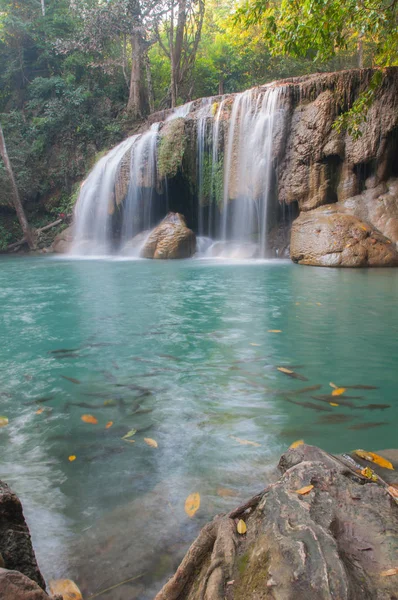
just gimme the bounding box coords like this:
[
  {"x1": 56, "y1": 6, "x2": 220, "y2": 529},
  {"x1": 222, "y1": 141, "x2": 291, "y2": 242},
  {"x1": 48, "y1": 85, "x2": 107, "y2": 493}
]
[
  {"x1": 185, "y1": 492, "x2": 200, "y2": 517},
  {"x1": 105, "y1": 421, "x2": 113, "y2": 429},
  {"x1": 122, "y1": 428, "x2": 137, "y2": 439},
  {"x1": 295, "y1": 485, "x2": 314, "y2": 495},
  {"x1": 49, "y1": 579, "x2": 82, "y2": 600},
  {"x1": 237, "y1": 519, "x2": 247, "y2": 534},
  {"x1": 355, "y1": 450, "x2": 394, "y2": 470},
  {"x1": 144, "y1": 437, "x2": 158, "y2": 448},
  {"x1": 36, "y1": 407, "x2": 45, "y2": 415},
  {"x1": 277, "y1": 367, "x2": 293, "y2": 374},
  {"x1": 289, "y1": 439, "x2": 304, "y2": 449},
  {"x1": 332, "y1": 388, "x2": 346, "y2": 396},
  {"x1": 217, "y1": 487, "x2": 238, "y2": 498},
  {"x1": 330, "y1": 402, "x2": 339, "y2": 407},
  {"x1": 230, "y1": 436, "x2": 261, "y2": 447},
  {"x1": 81, "y1": 414, "x2": 98, "y2": 424},
  {"x1": 329, "y1": 382, "x2": 338, "y2": 389},
  {"x1": 380, "y1": 568, "x2": 398, "y2": 577},
  {"x1": 0, "y1": 416, "x2": 9, "y2": 427},
  {"x1": 268, "y1": 329, "x2": 282, "y2": 333},
  {"x1": 68, "y1": 455, "x2": 76, "y2": 462},
  {"x1": 250, "y1": 343, "x2": 260, "y2": 346}
]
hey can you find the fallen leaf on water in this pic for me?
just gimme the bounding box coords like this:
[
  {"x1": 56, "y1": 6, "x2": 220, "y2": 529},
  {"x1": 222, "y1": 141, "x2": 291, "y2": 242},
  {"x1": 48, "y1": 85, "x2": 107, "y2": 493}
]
[
  {"x1": 289, "y1": 439, "x2": 304, "y2": 449},
  {"x1": 387, "y1": 486, "x2": 398, "y2": 499},
  {"x1": 268, "y1": 329, "x2": 282, "y2": 333},
  {"x1": 217, "y1": 487, "x2": 238, "y2": 498},
  {"x1": 122, "y1": 428, "x2": 137, "y2": 439},
  {"x1": 330, "y1": 402, "x2": 339, "y2": 407},
  {"x1": 230, "y1": 436, "x2": 261, "y2": 447},
  {"x1": 250, "y1": 343, "x2": 260, "y2": 346},
  {"x1": 355, "y1": 450, "x2": 394, "y2": 470},
  {"x1": 380, "y1": 568, "x2": 398, "y2": 577},
  {"x1": 316, "y1": 302, "x2": 322, "y2": 306},
  {"x1": 144, "y1": 437, "x2": 158, "y2": 448},
  {"x1": 81, "y1": 414, "x2": 98, "y2": 424},
  {"x1": 295, "y1": 485, "x2": 314, "y2": 495},
  {"x1": 36, "y1": 407, "x2": 45, "y2": 414},
  {"x1": 49, "y1": 579, "x2": 82, "y2": 600},
  {"x1": 0, "y1": 416, "x2": 9, "y2": 427},
  {"x1": 105, "y1": 421, "x2": 113, "y2": 429},
  {"x1": 185, "y1": 492, "x2": 200, "y2": 517},
  {"x1": 329, "y1": 382, "x2": 338, "y2": 389},
  {"x1": 295, "y1": 302, "x2": 300, "y2": 305},
  {"x1": 123, "y1": 439, "x2": 135, "y2": 444},
  {"x1": 237, "y1": 519, "x2": 247, "y2": 534},
  {"x1": 68, "y1": 455, "x2": 76, "y2": 462},
  {"x1": 332, "y1": 387, "x2": 346, "y2": 396},
  {"x1": 277, "y1": 367, "x2": 293, "y2": 374}
]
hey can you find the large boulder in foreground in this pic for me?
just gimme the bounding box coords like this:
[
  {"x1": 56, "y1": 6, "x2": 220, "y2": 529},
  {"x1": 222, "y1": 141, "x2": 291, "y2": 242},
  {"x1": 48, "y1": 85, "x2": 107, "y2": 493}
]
[
  {"x1": 141, "y1": 213, "x2": 196, "y2": 259},
  {"x1": 290, "y1": 206, "x2": 398, "y2": 267},
  {"x1": 155, "y1": 444, "x2": 398, "y2": 600}
]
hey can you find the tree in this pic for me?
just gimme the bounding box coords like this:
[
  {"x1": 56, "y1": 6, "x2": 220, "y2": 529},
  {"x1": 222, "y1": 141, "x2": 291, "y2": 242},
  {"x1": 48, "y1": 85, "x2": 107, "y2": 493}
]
[{"x1": 0, "y1": 123, "x2": 34, "y2": 249}]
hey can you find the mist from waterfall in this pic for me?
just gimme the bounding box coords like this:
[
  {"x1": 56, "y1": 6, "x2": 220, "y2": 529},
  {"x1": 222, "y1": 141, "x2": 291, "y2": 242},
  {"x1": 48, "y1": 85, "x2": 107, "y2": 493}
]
[{"x1": 70, "y1": 88, "x2": 282, "y2": 258}]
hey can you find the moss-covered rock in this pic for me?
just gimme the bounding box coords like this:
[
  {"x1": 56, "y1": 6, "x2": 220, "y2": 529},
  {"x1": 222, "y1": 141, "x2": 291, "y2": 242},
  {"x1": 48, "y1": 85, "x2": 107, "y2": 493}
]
[{"x1": 157, "y1": 119, "x2": 186, "y2": 180}]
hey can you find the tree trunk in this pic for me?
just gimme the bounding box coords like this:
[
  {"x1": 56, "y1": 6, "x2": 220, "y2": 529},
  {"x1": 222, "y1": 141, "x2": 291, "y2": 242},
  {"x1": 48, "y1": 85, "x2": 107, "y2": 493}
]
[
  {"x1": 127, "y1": 30, "x2": 143, "y2": 118},
  {"x1": 143, "y1": 50, "x2": 155, "y2": 114},
  {"x1": 0, "y1": 124, "x2": 35, "y2": 250},
  {"x1": 218, "y1": 77, "x2": 224, "y2": 95},
  {"x1": 172, "y1": 0, "x2": 187, "y2": 105},
  {"x1": 358, "y1": 36, "x2": 364, "y2": 68},
  {"x1": 40, "y1": 0, "x2": 46, "y2": 17}
]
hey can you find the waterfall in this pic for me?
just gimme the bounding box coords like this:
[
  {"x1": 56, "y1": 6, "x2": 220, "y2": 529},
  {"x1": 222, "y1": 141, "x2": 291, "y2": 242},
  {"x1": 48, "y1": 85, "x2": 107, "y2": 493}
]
[{"x1": 70, "y1": 88, "x2": 282, "y2": 259}]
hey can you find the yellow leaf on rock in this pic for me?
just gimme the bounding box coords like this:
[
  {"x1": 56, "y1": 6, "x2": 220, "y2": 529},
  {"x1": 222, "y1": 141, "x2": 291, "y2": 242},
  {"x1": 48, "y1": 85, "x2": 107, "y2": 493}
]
[
  {"x1": 289, "y1": 439, "x2": 304, "y2": 449},
  {"x1": 295, "y1": 485, "x2": 314, "y2": 495},
  {"x1": 0, "y1": 416, "x2": 9, "y2": 427},
  {"x1": 237, "y1": 519, "x2": 247, "y2": 534},
  {"x1": 277, "y1": 367, "x2": 293, "y2": 374},
  {"x1": 332, "y1": 388, "x2": 346, "y2": 396},
  {"x1": 360, "y1": 467, "x2": 378, "y2": 481},
  {"x1": 81, "y1": 414, "x2": 98, "y2": 424},
  {"x1": 144, "y1": 437, "x2": 158, "y2": 448},
  {"x1": 49, "y1": 579, "x2": 83, "y2": 600},
  {"x1": 268, "y1": 329, "x2": 282, "y2": 333},
  {"x1": 68, "y1": 455, "x2": 76, "y2": 462},
  {"x1": 230, "y1": 436, "x2": 261, "y2": 447},
  {"x1": 380, "y1": 568, "x2": 398, "y2": 577},
  {"x1": 355, "y1": 450, "x2": 394, "y2": 470},
  {"x1": 105, "y1": 421, "x2": 113, "y2": 429},
  {"x1": 185, "y1": 492, "x2": 200, "y2": 517}
]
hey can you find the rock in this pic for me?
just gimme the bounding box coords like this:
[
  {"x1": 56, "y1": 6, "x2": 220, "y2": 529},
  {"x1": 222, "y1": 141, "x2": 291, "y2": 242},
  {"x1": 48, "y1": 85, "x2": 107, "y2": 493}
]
[
  {"x1": 51, "y1": 226, "x2": 73, "y2": 254},
  {"x1": 290, "y1": 206, "x2": 398, "y2": 267},
  {"x1": 0, "y1": 569, "x2": 53, "y2": 600},
  {"x1": 0, "y1": 481, "x2": 46, "y2": 590},
  {"x1": 141, "y1": 213, "x2": 196, "y2": 259},
  {"x1": 155, "y1": 445, "x2": 398, "y2": 600}
]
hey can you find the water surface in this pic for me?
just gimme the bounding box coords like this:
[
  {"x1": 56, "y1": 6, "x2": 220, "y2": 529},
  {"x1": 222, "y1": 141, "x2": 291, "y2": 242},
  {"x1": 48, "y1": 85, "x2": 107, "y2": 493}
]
[{"x1": 0, "y1": 256, "x2": 397, "y2": 597}]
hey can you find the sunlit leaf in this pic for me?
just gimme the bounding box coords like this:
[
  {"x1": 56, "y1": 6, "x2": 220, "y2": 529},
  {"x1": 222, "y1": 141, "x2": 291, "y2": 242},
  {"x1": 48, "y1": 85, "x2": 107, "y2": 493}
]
[
  {"x1": 295, "y1": 485, "x2": 314, "y2": 495},
  {"x1": 277, "y1": 367, "x2": 293, "y2": 374},
  {"x1": 237, "y1": 519, "x2": 247, "y2": 534},
  {"x1": 36, "y1": 407, "x2": 45, "y2": 415},
  {"x1": 144, "y1": 437, "x2": 158, "y2": 448},
  {"x1": 331, "y1": 388, "x2": 346, "y2": 396},
  {"x1": 330, "y1": 402, "x2": 339, "y2": 407},
  {"x1": 268, "y1": 329, "x2": 282, "y2": 333},
  {"x1": 105, "y1": 421, "x2": 113, "y2": 429},
  {"x1": 360, "y1": 467, "x2": 378, "y2": 481},
  {"x1": 68, "y1": 455, "x2": 76, "y2": 462},
  {"x1": 0, "y1": 416, "x2": 9, "y2": 427},
  {"x1": 380, "y1": 568, "x2": 398, "y2": 577},
  {"x1": 122, "y1": 428, "x2": 137, "y2": 439},
  {"x1": 81, "y1": 414, "x2": 98, "y2": 424},
  {"x1": 355, "y1": 450, "x2": 394, "y2": 470},
  {"x1": 185, "y1": 492, "x2": 200, "y2": 517},
  {"x1": 289, "y1": 439, "x2": 304, "y2": 449},
  {"x1": 49, "y1": 579, "x2": 83, "y2": 600},
  {"x1": 230, "y1": 436, "x2": 261, "y2": 447}
]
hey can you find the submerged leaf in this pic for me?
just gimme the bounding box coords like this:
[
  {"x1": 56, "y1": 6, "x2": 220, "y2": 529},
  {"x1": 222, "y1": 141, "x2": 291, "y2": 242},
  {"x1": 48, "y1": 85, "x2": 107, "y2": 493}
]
[
  {"x1": 268, "y1": 329, "x2": 282, "y2": 333},
  {"x1": 105, "y1": 421, "x2": 113, "y2": 429},
  {"x1": 144, "y1": 437, "x2": 158, "y2": 448},
  {"x1": 68, "y1": 455, "x2": 76, "y2": 462},
  {"x1": 35, "y1": 407, "x2": 45, "y2": 415},
  {"x1": 230, "y1": 436, "x2": 261, "y2": 447},
  {"x1": 237, "y1": 519, "x2": 247, "y2": 534},
  {"x1": 217, "y1": 487, "x2": 238, "y2": 498},
  {"x1": 330, "y1": 402, "x2": 339, "y2": 407},
  {"x1": 295, "y1": 485, "x2": 314, "y2": 495},
  {"x1": 289, "y1": 439, "x2": 304, "y2": 449},
  {"x1": 332, "y1": 387, "x2": 346, "y2": 396},
  {"x1": 185, "y1": 492, "x2": 200, "y2": 517},
  {"x1": 49, "y1": 579, "x2": 83, "y2": 600},
  {"x1": 81, "y1": 414, "x2": 98, "y2": 424},
  {"x1": 277, "y1": 367, "x2": 293, "y2": 374},
  {"x1": 0, "y1": 416, "x2": 9, "y2": 427},
  {"x1": 354, "y1": 450, "x2": 394, "y2": 470},
  {"x1": 250, "y1": 343, "x2": 260, "y2": 346},
  {"x1": 122, "y1": 428, "x2": 137, "y2": 439}
]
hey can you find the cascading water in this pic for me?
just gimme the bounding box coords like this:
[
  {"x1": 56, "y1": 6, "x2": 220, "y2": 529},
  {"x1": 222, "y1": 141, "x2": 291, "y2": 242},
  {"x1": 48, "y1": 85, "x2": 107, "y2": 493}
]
[{"x1": 70, "y1": 87, "x2": 283, "y2": 259}]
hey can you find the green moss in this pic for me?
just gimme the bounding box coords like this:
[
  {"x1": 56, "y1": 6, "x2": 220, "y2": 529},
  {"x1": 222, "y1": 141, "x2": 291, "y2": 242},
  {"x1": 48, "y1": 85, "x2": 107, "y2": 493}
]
[
  {"x1": 157, "y1": 118, "x2": 186, "y2": 179},
  {"x1": 237, "y1": 551, "x2": 250, "y2": 577},
  {"x1": 201, "y1": 152, "x2": 224, "y2": 208}
]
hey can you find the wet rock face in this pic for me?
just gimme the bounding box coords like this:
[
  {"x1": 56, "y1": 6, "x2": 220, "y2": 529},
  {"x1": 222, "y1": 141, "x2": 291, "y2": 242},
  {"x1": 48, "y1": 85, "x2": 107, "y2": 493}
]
[
  {"x1": 0, "y1": 481, "x2": 46, "y2": 591},
  {"x1": 155, "y1": 445, "x2": 398, "y2": 600},
  {"x1": 290, "y1": 206, "x2": 398, "y2": 267},
  {"x1": 51, "y1": 226, "x2": 73, "y2": 254},
  {"x1": 141, "y1": 212, "x2": 196, "y2": 259},
  {"x1": 0, "y1": 569, "x2": 52, "y2": 600}
]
